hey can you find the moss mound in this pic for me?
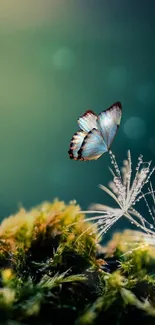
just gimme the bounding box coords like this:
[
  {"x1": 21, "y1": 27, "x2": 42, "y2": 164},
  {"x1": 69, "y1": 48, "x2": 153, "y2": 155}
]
[{"x1": 0, "y1": 200, "x2": 155, "y2": 325}]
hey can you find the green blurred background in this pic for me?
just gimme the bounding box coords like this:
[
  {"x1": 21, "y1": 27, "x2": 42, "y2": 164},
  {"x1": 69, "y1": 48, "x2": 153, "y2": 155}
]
[{"x1": 0, "y1": 0, "x2": 155, "y2": 229}]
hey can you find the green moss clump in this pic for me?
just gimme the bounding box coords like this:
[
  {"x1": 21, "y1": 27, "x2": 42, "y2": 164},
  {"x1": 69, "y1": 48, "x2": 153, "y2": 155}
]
[{"x1": 0, "y1": 201, "x2": 155, "y2": 325}]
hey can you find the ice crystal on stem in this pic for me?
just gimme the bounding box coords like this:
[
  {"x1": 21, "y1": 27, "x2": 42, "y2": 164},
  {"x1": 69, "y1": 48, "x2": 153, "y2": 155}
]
[{"x1": 81, "y1": 151, "x2": 155, "y2": 241}]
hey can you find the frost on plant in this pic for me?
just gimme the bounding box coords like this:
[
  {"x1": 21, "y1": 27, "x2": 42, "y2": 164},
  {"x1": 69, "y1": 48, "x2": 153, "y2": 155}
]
[{"x1": 81, "y1": 150, "x2": 155, "y2": 241}]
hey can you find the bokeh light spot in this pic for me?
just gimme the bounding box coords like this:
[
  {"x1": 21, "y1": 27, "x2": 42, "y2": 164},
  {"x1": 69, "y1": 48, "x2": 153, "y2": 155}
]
[
  {"x1": 123, "y1": 117, "x2": 146, "y2": 140},
  {"x1": 52, "y1": 48, "x2": 75, "y2": 70}
]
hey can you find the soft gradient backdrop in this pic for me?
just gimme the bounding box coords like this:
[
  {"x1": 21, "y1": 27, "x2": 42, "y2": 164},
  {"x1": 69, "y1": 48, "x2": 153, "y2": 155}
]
[{"x1": 0, "y1": 1, "x2": 155, "y2": 236}]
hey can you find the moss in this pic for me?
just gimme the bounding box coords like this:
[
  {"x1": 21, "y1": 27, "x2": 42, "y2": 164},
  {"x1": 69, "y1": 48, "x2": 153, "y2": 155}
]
[{"x1": 0, "y1": 201, "x2": 155, "y2": 324}]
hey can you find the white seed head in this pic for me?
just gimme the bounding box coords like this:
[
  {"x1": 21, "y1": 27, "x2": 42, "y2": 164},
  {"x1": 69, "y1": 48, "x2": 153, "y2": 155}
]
[{"x1": 81, "y1": 151, "x2": 155, "y2": 242}]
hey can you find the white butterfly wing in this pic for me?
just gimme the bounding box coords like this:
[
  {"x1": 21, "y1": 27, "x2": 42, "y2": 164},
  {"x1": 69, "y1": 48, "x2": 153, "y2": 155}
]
[
  {"x1": 97, "y1": 102, "x2": 122, "y2": 149},
  {"x1": 77, "y1": 110, "x2": 98, "y2": 133},
  {"x1": 68, "y1": 102, "x2": 122, "y2": 161},
  {"x1": 68, "y1": 131, "x2": 87, "y2": 160},
  {"x1": 78, "y1": 128, "x2": 108, "y2": 161}
]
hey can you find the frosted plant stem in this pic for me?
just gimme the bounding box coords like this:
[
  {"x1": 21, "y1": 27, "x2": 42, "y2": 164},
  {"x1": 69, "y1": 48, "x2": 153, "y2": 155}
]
[
  {"x1": 79, "y1": 151, "x2": 155, "y2": 242},
  {"x1": 75, "y1": 223, "x2": 97, "y2": 243},
  {"x1": 125, "y1": 212, "x2": 155, "y2": 236},
  {"x1": 121, "y1": 243, "x2": 149, "y2": 257},
  {"x1": 126, "y1": 150, "x2": 132, "y2": 197}
]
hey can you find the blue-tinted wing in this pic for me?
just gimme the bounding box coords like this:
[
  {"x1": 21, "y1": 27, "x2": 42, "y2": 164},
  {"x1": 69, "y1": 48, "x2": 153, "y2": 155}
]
[
  {"x1": 77, "y1": 110, "x2": 98, "y2": 133},
  {"x1": 68, "y1": 131, "x2": 87, "y2": 160},
  {"x1": 97, "y1": 102, "x2": 122, "y2": 149},
  {"x1": 78, "y1": 128, "x2": 108, "y2": 161}
]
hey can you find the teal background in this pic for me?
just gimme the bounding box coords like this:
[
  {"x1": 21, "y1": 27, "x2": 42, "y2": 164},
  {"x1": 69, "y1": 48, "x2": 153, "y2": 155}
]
[{"x1": 0, "y1": 1, "x2": 154, "y2": 228}]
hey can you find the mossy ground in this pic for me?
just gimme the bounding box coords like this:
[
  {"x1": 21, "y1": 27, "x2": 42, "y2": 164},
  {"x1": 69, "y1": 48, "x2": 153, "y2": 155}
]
[{"x1": 0, "y1": 200, "x2": 155, "y2": 325}]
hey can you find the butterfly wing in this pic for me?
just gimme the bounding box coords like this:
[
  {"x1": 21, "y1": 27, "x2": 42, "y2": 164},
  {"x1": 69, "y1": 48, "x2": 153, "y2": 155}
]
[
  {"x1": 77, "y1": 110, "x2": 98, "y2": 132},
  {"x1": 68, "y1": 131, "x2": 87, "y2": 160},
  {"x1": 97, "y1": 102, "x2": 122, "y2": 149},
  {"x1": 78, "y1": 128, "x2": 108, "y2": 161}
]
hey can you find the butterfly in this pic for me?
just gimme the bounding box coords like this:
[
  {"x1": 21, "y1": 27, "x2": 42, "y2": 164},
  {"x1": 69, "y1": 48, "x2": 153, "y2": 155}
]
[{"x1": 68, "y1": 102, "x2": 122, "y2": 161}]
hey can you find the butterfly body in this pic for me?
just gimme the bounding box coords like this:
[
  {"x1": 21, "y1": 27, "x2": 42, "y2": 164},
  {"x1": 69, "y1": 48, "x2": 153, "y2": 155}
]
[{"x1": 68, "y1": 102, "x2": 122, "y2": 161}]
